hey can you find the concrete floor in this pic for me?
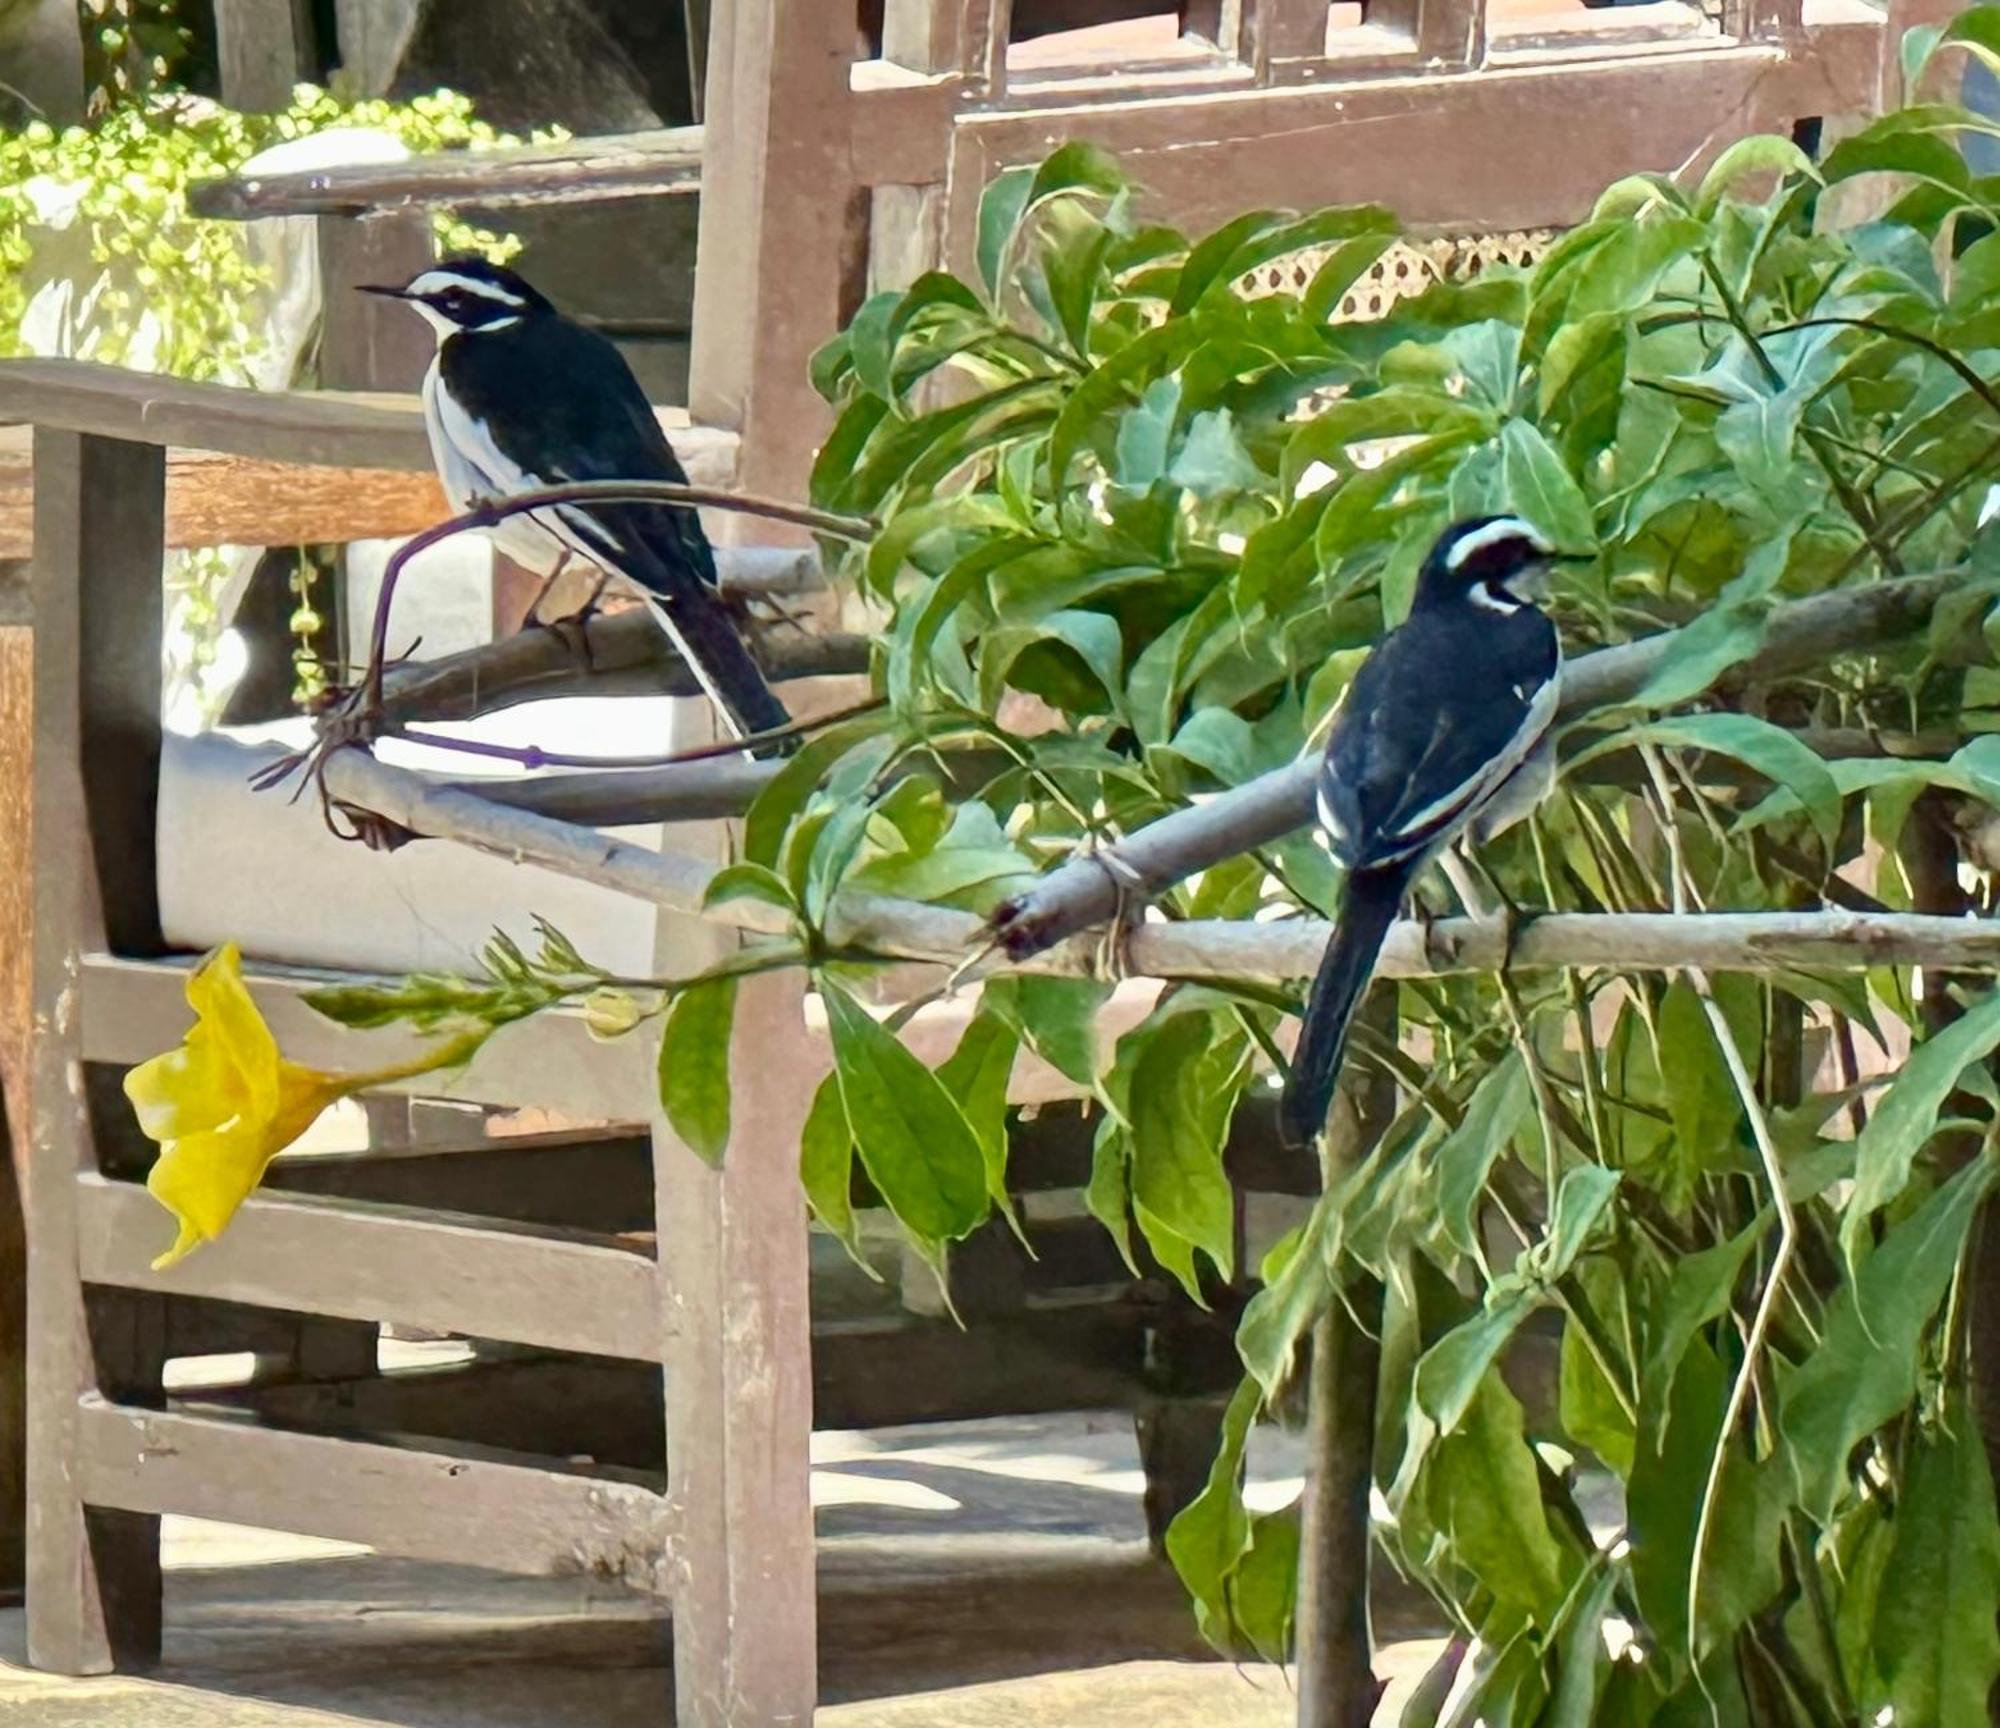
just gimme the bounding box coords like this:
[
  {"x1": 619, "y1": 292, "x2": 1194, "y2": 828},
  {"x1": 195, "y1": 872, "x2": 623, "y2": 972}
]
[{"x1": 0, "y1": 1412, "x2": 1449, "y2": 1726}]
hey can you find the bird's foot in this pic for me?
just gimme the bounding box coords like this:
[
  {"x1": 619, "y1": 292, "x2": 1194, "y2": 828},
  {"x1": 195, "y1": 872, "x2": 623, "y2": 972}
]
[
  {"x1": 1090, "y1": 845, "x2": 1149, "y2": 983},
  {"x1": 1411, "y1": 889, "x2": 1452, "y2": 972}
]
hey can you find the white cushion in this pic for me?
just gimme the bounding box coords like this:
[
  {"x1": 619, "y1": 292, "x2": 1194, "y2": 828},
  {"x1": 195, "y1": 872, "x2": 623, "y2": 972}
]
[{"x1": 158, "y1": 696, "x2": 718, "y2": 976}]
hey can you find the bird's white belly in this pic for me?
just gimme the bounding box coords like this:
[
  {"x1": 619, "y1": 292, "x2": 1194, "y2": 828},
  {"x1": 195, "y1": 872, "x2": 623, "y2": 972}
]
[{"x1": 421, "y1": 357, "x2": 573, "y2": 576}]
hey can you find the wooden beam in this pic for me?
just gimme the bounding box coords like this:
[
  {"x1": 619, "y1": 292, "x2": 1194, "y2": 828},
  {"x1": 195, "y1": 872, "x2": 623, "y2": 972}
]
[
  {"x1": 0, "y1": 360, "x2": 739, "y2": 478},
  {"x1": 75, "y1": 1175, "x2": 663, "y2": 1361},
  {"x1": 74, "y1": 1397, "x2": 680, "y2": 1593},
  {"x1": 0, "y1": 402, "x2": 739, "y2": 561},
  {"x1": 28, "y1": 431, "x2": 168, "y2": 1674},
  {"x1": 77, "y1": 955, "x2": 660, "y2": 1123},
  {"x1": 946, "y1": 30, "x2": 1886, "y2": 245},
  {"x1": 191, "y1": 128, "x2": 706, "y2": 220},
  {"x1": 657, "y1": 968, "x2": 819, "y2": 1726},
  {"x1": 0, "y1": 451, "x2": 444, "y2": 560},
  {"x1": 205, "y1": 1290, "x2": 1230, "y2": 1459}
]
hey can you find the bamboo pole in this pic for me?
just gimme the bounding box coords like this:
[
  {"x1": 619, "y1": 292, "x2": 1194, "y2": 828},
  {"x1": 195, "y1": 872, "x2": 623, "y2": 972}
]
[{"x1": 321, "y1": 748, "x2": 2000, "y2": 984}]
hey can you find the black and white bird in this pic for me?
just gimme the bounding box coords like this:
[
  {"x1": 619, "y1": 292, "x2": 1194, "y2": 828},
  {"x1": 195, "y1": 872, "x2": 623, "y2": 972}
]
[
  {"x1": 362, "y1": 258, "x2": 793, "y2": 748},
  {"x1": 1277, "y1": 515, "x2": 1565, "y2": 1150}
]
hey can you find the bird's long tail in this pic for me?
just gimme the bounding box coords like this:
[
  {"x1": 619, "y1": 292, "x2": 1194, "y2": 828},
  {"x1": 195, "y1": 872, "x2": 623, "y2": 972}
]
[
  {"x1": 1278, "y1": 857, "x2": 1417, "y2": 1150},
  {"x1": 640, "y1": 592, "x2": 796, "y2": 756}
]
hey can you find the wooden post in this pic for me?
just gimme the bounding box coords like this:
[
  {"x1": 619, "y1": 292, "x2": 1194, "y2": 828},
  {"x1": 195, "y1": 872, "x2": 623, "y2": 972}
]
[
  {"x1": 1295, "y1": 988, "x2": 1394, "y2": 1728},
  {"x1": 657, "y1": 966, "x2": 820, "y2": 1727},
  {"x1": 688, "y1": 0, "x2": 864, "y2": 526},
  {"x1": 0, "y1": 625, "x2": 31, "y2": 1601},
  {"x1": 317, "y1": 214, "x2": 434, "y2": 395},
  {"x1": 213, "y1": 0, "x2": 315, "y2": 111},
  {"x1": 26, "y1": 429, "x2": 167, "y2": 1674}
]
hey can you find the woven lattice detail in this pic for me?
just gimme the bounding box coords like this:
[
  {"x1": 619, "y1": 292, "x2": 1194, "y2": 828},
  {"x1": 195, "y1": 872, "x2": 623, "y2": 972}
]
[{"x1": 1235, "y1": 228, "x2": 1561, "y2": 318}]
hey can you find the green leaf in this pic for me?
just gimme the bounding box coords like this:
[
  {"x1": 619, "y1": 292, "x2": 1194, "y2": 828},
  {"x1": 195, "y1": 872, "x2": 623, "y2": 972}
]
[
  {"x1": 1560, "y1": 1307, "x2": 1635, "y2": 1477},
  {"x1": 1652, "y1": 981, "x2": 1739, "y2": 1195},
  {"x1": 1424, "y1": 1370, "x2": 1573, "y2": 1619},
  {"x1": 1164, "y1": 1376, "x2": 1262, "y2": 1653},
  {"x1": 1780, "y1": 1156, "x2": 1994, "y2": 1524},
  {"x1": 1429, "y1": 1053, "x2": 1531, "y2": 1258},
  {"x1": 1695, "y1": 133, "x2": 1821, "y2": 217},
  {"x1": 822, "y1": 980, "x2": 990, "y2": 1252},
  {"x1": 983, "y1": 975, "x2": 1109, "y2": 1089},
  {"x1": 1238, "y1": 1205, "x2": 1333, "y2": 1400},
  {"x1": 701, "y1": 861, "x2": 798, "y2": 915},
  {"x1": 741, "y1": 712, "x2": 895, "y2": 869},
  {"x1": 1126, "y1": 1012, "x2": 1246, "y2": 1296},
  {"x1": 1115, "y1": 374, "x2": 1181, "y2": 487},
  {"x1": 976, "y1": 165, "x2": 1036, "y2": 303},
  {"x1": 1547, "y1": 1562, "x2": 1620, "y2": 1728},
  {"x1": 936, "y1": 1008, "x2": 1021, "y2": 1224},
  {"x1": 1842, "y1": 987, "x2": 2000, "y2": 1265},
  {"x1": 1228, "y1": 1505, "x2": 1300, "y2": 1664},
  {"x1": 1168, "y1": 408, "x2": 1265, "y2": 497},
  {"x1": 1539, "y1": 1164, "x2": 1621, "y2": 1281},
  {"x1": 1169, "y1": 209, "x2": 1286, "y2": 315},
  {"x1": 1630, "y1": 1337, "x2": 1787, "y2": 1657},
  {"x1": 657, "y1": 975, "x2": 737, "y2": 1165},
  {"x1": 1639, "y1": 1216, "x2": 1764, "y2": 1430},
  {"x1": 1499, "y1": 418, "x2": 1596, "y2": 550},
  {"x1": 1653, "y1": 713, "x2": 1844, "y2": 854},
  {"x1": 1414, "y1": 1279, "x2": 1543, "y2": 1433},
  {"x1": 1086, "y1": 1115, "x2": 1138, "y2": 1275},
  {"x1": 1622, "y1": 522, "x2": 1798, "y2": 712},
  {"x1": 1873, "y1": 1399, "x2": 2000, "y2": 1728},
  {"x1": 800, "y1": 1070, "x2": 869, "y2": 1266}
]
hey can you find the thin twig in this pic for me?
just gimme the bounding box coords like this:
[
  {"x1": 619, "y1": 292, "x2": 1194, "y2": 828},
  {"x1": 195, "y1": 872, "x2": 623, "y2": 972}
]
[{"x1": 1641, "y1": 743, "x2": 1797, "y2": 1671}]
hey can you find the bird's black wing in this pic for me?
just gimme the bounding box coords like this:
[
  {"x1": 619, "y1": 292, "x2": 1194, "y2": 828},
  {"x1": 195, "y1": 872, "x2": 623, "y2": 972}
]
[
  {"x1": 440, "y1": 317, "x2": 718, "y2": 591},
  {"x1": 1317, "y1": 602, "x2": 1559, "y2": 871},
  {"x1": 439, "y1": 319, "x2": 791, "y2": 744}
]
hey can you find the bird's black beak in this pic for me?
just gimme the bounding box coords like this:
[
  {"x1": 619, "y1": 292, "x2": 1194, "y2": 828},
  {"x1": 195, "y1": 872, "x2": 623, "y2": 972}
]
[{"x1": 356, "y1": 283, "x2": 411, "y2": 300}]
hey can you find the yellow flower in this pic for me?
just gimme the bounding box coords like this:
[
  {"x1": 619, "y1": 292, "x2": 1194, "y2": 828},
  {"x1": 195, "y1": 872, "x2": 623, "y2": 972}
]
[{"x1": 125, "y1": 943, "x2": 483, "y2": 1269}]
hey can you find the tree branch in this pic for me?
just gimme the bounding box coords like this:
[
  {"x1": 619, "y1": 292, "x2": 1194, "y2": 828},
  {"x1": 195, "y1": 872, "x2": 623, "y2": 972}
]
[
  {"x1": 320, "y1": 748, "x2": 2000, "y2": 983},
  {"x1": 375, "y1": 614, "x2": 869, "y2": 730},
  {"x1": 990, "y1": 569, "x2": 1964, "y2": 961}
]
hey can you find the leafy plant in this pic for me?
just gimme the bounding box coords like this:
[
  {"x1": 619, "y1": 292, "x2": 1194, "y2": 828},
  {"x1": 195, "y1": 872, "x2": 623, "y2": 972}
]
[
  {"x1": 778, "y1": 25, "x2": 2000, "y2": 1720},
  {"x1": 0, "y1": 81, "x2": 554, "y2": 711},
  {"x1": 126, "y1": 13, "x2": 2000, "y2": 1723}
]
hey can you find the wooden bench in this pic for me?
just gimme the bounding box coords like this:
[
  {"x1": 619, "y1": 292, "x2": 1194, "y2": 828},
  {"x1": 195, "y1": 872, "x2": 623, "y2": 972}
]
[{"x1": 1, "y1": 355, "x2": 1268, "y2": 1724}]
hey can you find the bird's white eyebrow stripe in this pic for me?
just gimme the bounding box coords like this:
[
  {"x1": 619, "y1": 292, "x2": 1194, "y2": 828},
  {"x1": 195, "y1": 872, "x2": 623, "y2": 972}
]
[
  {"x1": 405, "y1": 270, "x2": 527, "y2": 307},
  {"x1": 1444, "y1": 516, "x2": 1553, "y2": 570}
]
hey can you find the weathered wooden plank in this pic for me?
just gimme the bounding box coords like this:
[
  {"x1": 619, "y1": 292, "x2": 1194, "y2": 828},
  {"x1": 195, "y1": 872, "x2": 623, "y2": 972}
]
[
  {"x1": 76, "y1": 955, "x2": 661, "y2": 1122},
  {"x1": 318, "y1": 211, "x2": 434, "y2": 394},
  {"x1": 213, "y1": 0, "x2": 313, "y2": 111},
  {"x1": 0, "y1": 451, "x2": 445, "y2": 559},
  {"x1": 0, "y1": 442, "x2": 740, "y2": 561},
  {"x1": 191, "y1": 127, "x2": 707, "y2": 220},
  {"x1": 658, "y1": 968, "x2": 819, "y2": 1727},
  {"x1": 206, "y1": 1290, "x2": 1218, "y2": 1460},
  {"x1": 689, "y1": 0, "x2": 863, "y2": 529},
  {"x1": 262, "y1": 1131, "x2": 655, "y2": 1233},
  {"x1": 28, "y1": 430, "x2": 167, "y2": 1674},
  {"x1": 0, "y1": 1080, "x2": 23, "y2": 1600},
  {"x1": 0, "y1": 359, "x2": 739, "y2": 477},
  {"x1": 75, "y1": 1175, "x2": 663, "y2": 1360},
  {"x1": 74, "y1": 1397, "x2": 680, "y2": 1592},
  {"x1": 948, "y1": 30, "x2": 1886, "y2": 243}
]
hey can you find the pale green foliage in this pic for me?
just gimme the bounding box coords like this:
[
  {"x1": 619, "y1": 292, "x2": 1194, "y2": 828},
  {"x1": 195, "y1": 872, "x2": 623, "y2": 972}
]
[
  {"x1": 0, "y1": 83, "x2": 554, "y2": 708},
  {"x1": 776, "y1": 30, "x2": 2000, "y2": 1721}
]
